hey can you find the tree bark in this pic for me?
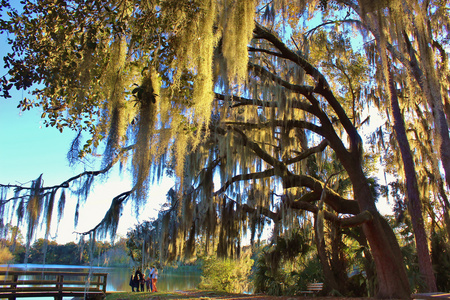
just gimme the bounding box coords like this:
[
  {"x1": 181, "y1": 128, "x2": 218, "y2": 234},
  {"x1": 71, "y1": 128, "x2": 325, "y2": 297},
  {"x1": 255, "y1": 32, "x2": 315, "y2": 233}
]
[
  {"x1": 314, "y1": 215, "x2": 340, "y2": 293},
  {"x1": 388, "y1": 71, "x2": 437, "y2": 292},
  {"x1": 316, "y1": 88, "x2": 412, "y2": 299},
  {"x1": 349, "y1": 170, "x2": 411, "y2": 299}
]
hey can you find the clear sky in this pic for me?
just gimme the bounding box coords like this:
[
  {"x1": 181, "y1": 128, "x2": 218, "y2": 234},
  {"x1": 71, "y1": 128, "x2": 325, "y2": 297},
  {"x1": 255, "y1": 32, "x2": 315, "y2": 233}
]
[
  {"x1": 0, "y1": 88, "x2": 175, "y2": 243},
  {"x1": 0, "y1": 89, "x2": 175, "y2": 244},
  {"x1": 0, "y1": 28, "x2": 175, "y2": 244}
]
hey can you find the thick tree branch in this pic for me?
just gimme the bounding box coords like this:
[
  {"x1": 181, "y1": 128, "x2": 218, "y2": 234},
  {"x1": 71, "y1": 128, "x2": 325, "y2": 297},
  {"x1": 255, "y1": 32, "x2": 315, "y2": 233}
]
[
  {"x1": 286, "y1": 175, "x2": 360, "y2": 215},
  {"x1": 253, "y1": 23, "x2": 328, "y2": 90},
  {"x1": 213, "y1": 169, "x2": 276, "y2": 196},
  {"x1": 214, "y1": 92, "x2": 315, "y2": 114},
  {"x1": 253, "y1": 23, "x2": 362, "y2": 157},
  {"x1": 231, "y1": 126, "x2": 287, "y2": 171},
  {"x1": 286, "y1": 139, "x2": 329, "y2": 165},
  {"x1": 225, "y1": 120, "x2": 323, "y2": 138},
  {"x1": 249, "y1": 62, "x2": 315, "y2": 95},
  {"x1": 228, "y1": 194, "x2": 370, "y2": 228}
]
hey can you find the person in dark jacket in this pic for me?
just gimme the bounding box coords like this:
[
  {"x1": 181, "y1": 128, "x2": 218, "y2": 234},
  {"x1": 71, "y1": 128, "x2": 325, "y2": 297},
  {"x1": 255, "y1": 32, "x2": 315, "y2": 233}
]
[
  {"x1": 134, "y1": 270, "x2": 143, "y2": 292},
  {"x1": 129, "y1": 271, "x2": 139, "y2": 292},
  {"x1": 138, "y1": 270, "x2": 145, "y2": 292}
]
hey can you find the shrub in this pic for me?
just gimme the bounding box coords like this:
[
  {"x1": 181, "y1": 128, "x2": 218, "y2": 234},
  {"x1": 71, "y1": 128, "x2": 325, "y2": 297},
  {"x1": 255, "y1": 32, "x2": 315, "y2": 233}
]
[
  {"x1": 0, "y1": 246, "x2": 14, "y2": 264},
  {"x1": 199, "y1": 254, "x2": 253, "y2": 293}
]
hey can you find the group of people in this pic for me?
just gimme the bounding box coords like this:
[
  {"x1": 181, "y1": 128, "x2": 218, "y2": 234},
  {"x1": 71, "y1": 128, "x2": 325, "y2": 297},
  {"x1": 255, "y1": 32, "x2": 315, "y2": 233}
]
[{"x1": 129, "y1": 266, "x2": 158, "y2": 292}]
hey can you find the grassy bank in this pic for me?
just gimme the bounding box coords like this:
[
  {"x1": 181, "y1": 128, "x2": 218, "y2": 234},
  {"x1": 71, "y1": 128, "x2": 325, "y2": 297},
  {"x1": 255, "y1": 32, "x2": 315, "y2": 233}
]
[
  {"x1": 106, "y1": 290, "x2": 249, "y2": 300},
  {"x1": 105, "y1": 290, "x2": 374, "y2": 300}
]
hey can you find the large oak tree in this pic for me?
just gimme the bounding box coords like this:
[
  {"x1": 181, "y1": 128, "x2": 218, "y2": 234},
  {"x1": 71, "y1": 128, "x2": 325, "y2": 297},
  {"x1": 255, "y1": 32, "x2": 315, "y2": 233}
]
[{"x1": 1, "y1": 0, "x2": 449, "y2": 298}]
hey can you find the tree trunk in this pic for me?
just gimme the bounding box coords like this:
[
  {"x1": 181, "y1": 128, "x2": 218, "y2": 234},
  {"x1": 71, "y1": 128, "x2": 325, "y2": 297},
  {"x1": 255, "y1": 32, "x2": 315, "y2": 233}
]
[
  {"x1": 388, "y1": 71, "x2": 437, "y2": 292},
  {"x1": 320, "y1": 107, "x2": 411, "y2": 297},
  {"x1": 314, "y1": 215, "x2": 340, "y2": 294},
  {"x1": 417, "y1": 42, "x2": 450, "y2": 194},
  {"x1": 344, "y1": 227, "x2": 376, "y2": 296},
  {"x1": 315, "y1": 87, "x2": 411, "y2": 298},
  {"x1": 345, "y1": 161, "x2": 411, "y2": 299},
  {"x1": 330, "y1": 226, "x2": 349, "y2": 294}
]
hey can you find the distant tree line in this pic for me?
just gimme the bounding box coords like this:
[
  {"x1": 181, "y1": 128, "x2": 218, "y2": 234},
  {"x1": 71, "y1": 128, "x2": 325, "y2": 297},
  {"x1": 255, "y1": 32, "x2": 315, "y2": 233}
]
[{"x1": 0, "y1": 225, "x2": 130, "y2": 266}]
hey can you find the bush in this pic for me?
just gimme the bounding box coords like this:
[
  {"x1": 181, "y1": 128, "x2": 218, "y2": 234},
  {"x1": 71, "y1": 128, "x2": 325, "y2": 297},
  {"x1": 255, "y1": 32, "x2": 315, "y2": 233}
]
[
  {"x1": 0, "y1": 246, "x2": 14, "y2": 264},
  {"x1": 199, "y1": 254, "x2": 253, "y2": 293}
]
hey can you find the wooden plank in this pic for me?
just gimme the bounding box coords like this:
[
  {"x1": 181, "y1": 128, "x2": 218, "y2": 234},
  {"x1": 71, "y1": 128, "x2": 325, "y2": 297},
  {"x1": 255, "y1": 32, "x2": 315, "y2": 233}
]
[
  {"x1": 0, "y1": 287, "x2": 102, "y2": 292},
  {"x1": 412, "y1": 293, "x2": 450, "y2": 299},
  {"x1": 0, "y1": 291, "x2": 105, "y2": 298},
  {"x1": 0, "y1": 271, "x2": 108, "y2": 277},
  {"x1": 0, "y1": 270, "x2": 107, "y2": 298},
  {"x1": 0, "y1": 280, "x2": 58, "y2": 285},
  {"x1": 0, "y1": 288, "x2": 59, "y2": 293},
  {"x1": 299, "y1": 282, "x2": 324, "y2": 295}
]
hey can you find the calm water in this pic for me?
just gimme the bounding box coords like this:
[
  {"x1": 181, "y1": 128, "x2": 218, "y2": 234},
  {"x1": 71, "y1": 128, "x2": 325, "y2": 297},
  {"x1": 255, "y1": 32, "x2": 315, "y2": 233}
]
[{"x1": 0, "y1": 264, "x2": 201, "y2": 296}]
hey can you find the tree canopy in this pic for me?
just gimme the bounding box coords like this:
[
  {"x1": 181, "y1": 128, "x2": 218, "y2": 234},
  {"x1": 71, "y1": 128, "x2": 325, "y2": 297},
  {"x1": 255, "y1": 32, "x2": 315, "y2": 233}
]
[{"x1": 1, "y1": 0, "x2": 450, "y2": 298}]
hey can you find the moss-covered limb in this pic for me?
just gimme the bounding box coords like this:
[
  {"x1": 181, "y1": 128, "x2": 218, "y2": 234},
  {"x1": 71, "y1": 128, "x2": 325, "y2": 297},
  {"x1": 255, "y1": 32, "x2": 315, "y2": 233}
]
[
  {"x1": 0, "y1": 144, "x2": 135, "y2": 245},
  {"x1": 224, "y1": 120, "x2": 323, "y2": 137},
  {"x1": 213, "y1": 169, "x2": 276, "y2": 196},
  {"x1": 288, "y1": 185, "x2": 359, "y2": 216},
  {"x1": 225, "y1": 191, "x2": 369, "y2": 229},
  {"x1": 248, "y1": 62, "x2": 315, "y2": 95},
  {"x1": 210, "y1": 123, "x2": 357, "y2": 216},
  {"x1": 1, "y1": 144, "x2": 134, "y2": 194},
  {"x1": 253, "y1": 23, "x2": 328, "y2": 90},
  {"x1": 230, "y1": 126, "x2": 286, "y2": 172},
  {"x1": 284, "y1": 174, "x2": 359, "y2": 215},
  {"x1": 252, "y1": 23, "x2": 362, "y2": 158},
  {"x1": 213, "y1": 166, "x2": 359, "y2": 216},
  {"x1": 285, "y1": 139, "x2": 329, "y2": 165},
  {"x1": 74, "y1": 189, "x2": 133, "y2": 239},
  {"x1": 214, "y1": 92, "x2": 315, "y2": 114}
]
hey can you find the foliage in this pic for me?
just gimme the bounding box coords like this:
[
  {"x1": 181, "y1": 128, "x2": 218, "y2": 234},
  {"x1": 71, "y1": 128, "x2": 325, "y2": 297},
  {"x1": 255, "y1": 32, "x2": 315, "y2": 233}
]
[
  {"x1": 431, "y1": 229, "x2": 450, "y2": 291},
  {"x1": 0, "y1": 234, "x2": 130, "y2": 266},
  {"x1": 252, "y1": 232, "x2": 324, "y2": 296},
  {"x1": 385, "y1": 215, "x2": 450, "y2": 293},
  {"x1": 198, "y1": 253, "x2": 253, "y2": 294},
  {"x1": 0, "y1": 246, "x2": 14, "y2": 264},
  {"x1": 1, "y1": 0, "x2": 450, "y2": 298},
  {"x1": 94, "y1": 237, "x2": 131, "y2": 266}
]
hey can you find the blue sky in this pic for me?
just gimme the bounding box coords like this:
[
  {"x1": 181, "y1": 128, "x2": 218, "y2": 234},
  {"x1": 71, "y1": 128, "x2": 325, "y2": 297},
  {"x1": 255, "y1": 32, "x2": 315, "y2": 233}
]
[
  {"x1": 0, "y1": 88, "x2": 175, "y2": 243},
  {"x1": 0, "y1": 25, "x2": 174, "y2": 243}
]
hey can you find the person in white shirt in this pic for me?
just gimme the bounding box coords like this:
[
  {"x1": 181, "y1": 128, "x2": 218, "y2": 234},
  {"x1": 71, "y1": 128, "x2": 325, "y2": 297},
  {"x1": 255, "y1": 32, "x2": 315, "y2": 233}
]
[
  {"x1": 151, "y1": 267, "x2": 158, "y2": 292},
  {"x1": 148, "y1": 266, "x2": 155, "y2": 292}
]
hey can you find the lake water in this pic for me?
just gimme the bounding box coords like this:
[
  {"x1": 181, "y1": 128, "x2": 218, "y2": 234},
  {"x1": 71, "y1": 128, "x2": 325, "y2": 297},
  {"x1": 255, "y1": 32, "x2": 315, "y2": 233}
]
[{"x1": 0, "y1": 264, "x2": 201, "y2": 296}]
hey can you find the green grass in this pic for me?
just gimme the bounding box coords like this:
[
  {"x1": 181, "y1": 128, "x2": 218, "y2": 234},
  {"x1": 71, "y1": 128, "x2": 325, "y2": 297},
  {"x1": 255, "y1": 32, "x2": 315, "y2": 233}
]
[{"x1": 105, "y1": 290, "x2": 238, "y2": 300}]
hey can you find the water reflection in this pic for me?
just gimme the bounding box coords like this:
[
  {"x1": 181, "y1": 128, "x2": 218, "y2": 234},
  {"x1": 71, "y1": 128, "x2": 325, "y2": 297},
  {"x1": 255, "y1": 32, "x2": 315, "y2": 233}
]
[{"x1": 0, "y1": 264, "x2": 201, "y2": 293}]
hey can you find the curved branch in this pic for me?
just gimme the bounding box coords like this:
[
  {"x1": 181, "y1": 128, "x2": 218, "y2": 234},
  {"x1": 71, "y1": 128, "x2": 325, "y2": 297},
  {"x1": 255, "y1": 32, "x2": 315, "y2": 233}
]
[
  {"x1": 1, "y1": 144, "x2": 135, "y2": 194},
  {"x1": 225, "y1": 120, "x2": 323, "y2": 137},
  {"x1": 231, "y1": 127, "x2": 286, "y2": 171},
  {"x1": 74, "y1": 189, "x2": 133, "y2": 237},
  {"x1": 249, "y1": 62, "x2": 315, "y2": 96},
  {"x1": 253, "y1": 23, "x2": 362, "y2": 156},
  {"x1": 213, "y1": 169, "x2": 276, "y2": 196},
  {"x1": 228, "y1": 194, "x2": 370, "y2": 228},
  {"x1": 253, "y1": 23, "x2": 328, "y2": 90},
  {"x1": 214, "y1": 92, "x2": 315, "y2": 114},
  {"x1": 286, "y1": 139, "x2": 329, "y2": 165},
  {"x1": 285, "y1": 175, "x2": 360, "y2": 215}
]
